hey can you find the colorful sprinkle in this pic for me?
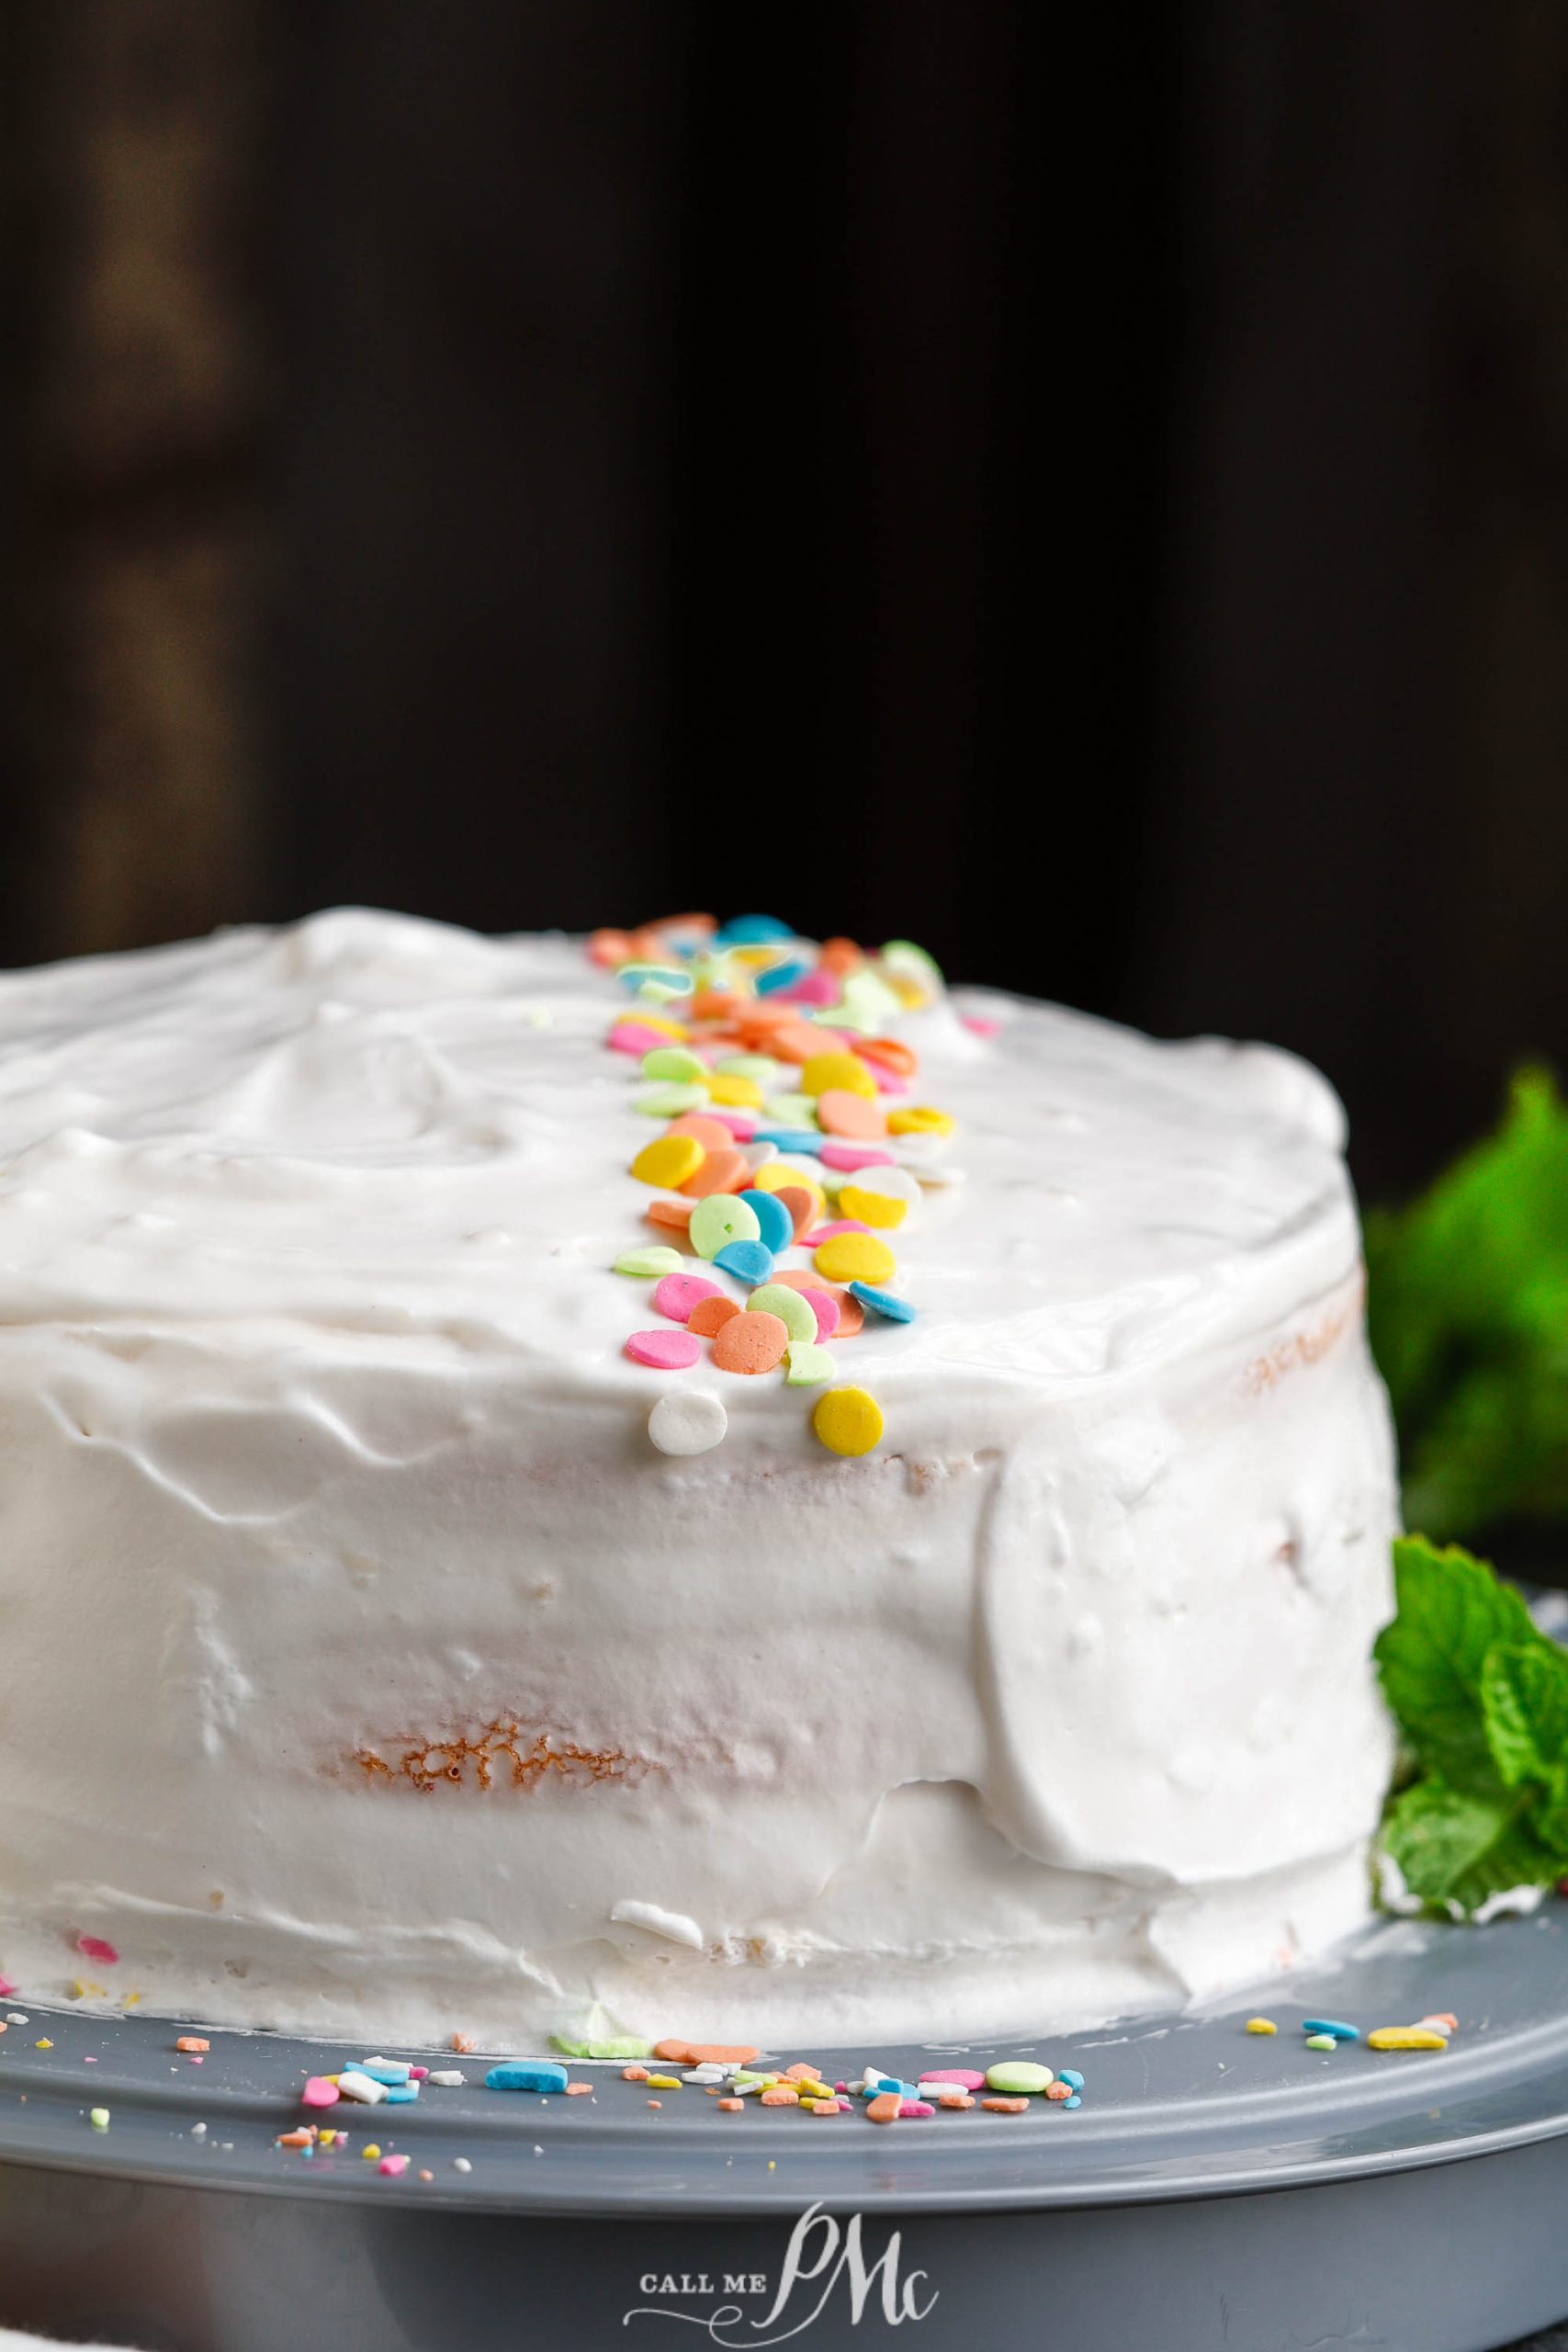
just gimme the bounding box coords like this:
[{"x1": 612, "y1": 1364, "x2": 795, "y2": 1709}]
[
  {"x1": 816, "y1": 1091, "x2": 886, "y2": 1141},
  {"x1": 653, "y1": 1272, "x2": 723, "y2": 1322},
  {"x1": 812, "y1": 1385, "x2": 885, "y2": 1455},
  {"x1": 746, "y1": 1283, "x2": 818, "y2": 1342},
  {"x1": 1366, "y1": 2028, "x2": 1449, "y2": 2052},
  {"x1": 636, "y1": 1081, "x2": 708, "y2": 1118},
  {"x1": 985, "y1": 2062, "x2": 1053, "y2": 2095},
  {"x1": 689, "y1": 1193, "x2": 761, "y2": 1260},
  {"x1": 814, "y1": 1233, "x2": 896, "y2": 1285},
  {"x1": 1245, "y1": 2018, "x2": 1277, "y2": 2035},
  {"x1": 713, "y1": 1238, "x2": 775, "y2": 1287},
  {"x1": 848, "y1": 1280, "x2": 917, "y2": 1324},
  {"x1": 631, "y1": 1135, "x2": 705, "y2": 1189},
  {"x1": 713, "y1": 1310, "x2": 790, "y2": 1375},
  {"x1": 686, "y1": 1293, "x2": 742, "y2": 1337},
  {"x1": 486, "y1": 2061, "x2": 570, "y2": 2093},
  {"x1": 626, "y1": 1329, "x2": 702, "y2": 1372},
  {"x1": 888, "y1": 1104, "x2": 953, "y2": 1137},
  {"x1": 797, "y1": 1286, "x2": 840, "y2": 1339},
  {"x1": 736, "y1": 1187, "x2": 794, "y2": 1255},
  {"x1": 784, "y1": 1341, "x2": 836, "y2": 1386},
  {"x1": 615, "y1": 1246, "x2": 686, "y2": 1279},
  {"x1": 88, "y1": 2107, "x2": 110, "y2": 2132},
  {"x1": 1302, "y1": 2019, "x2": 1359, "y2": 2042},
  {"x1": 641, "y1": 1046, "x2": 707, "y2": 1082},
  {"x1": 1304, "y1": 2034, "x2": 1337, "y2": 2052}
]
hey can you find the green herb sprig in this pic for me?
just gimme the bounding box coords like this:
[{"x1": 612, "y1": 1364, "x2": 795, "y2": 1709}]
[
  {"x1": 1375, "y1": 1534, "x2": 1568, "y2": 1909},
  {"x1": 1366, "y1": 1068, "x2": 1568, "y2": 1540}
]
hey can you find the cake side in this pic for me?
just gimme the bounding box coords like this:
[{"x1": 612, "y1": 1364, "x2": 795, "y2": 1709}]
[{"x1": 0, "y1": 910, "x2": 1397, "y2": 2041}]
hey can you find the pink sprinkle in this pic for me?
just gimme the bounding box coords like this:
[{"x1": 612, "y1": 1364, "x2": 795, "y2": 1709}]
[
  {"x1": 84, "y1": 2055, "x2": 96, "y2": 2064},
  {"x1": 190, "y1": 2055, "x2": 204, "y2": 2064},
  {"x1": 378, "y1": 2153, "x2": 411, "y2": 2177},
  {"x1": 800, "y1": 1288, "x2": 840, "y2": 1340},
  {"x1": 897, "y1": 2100, "x2": 935, "y2": 2120},
  {"x1": 872, "y1": 1069, "x2": 909, "y2": 1095},
  {"x1": 710, "y1": 1109, "x2": 758, "y2": 1140},
  {"x1": 609, "y1": 1019, "x2": 677, "y2": 1057},
  {"x1": 626, "y1": 1329, "x2": 702, "y2": 1371},
  {"x1": 653, "y1": 1272, "x2": 722, "y2": 1323},
  {"x1": 803, "y1": 1221, "x2": 870, "y2": 1245},
  {"x1": 774, "y1": 969, "x2": 840, "y2": 1006},
  {"x1": 76, "y1": 1937, "x2": 118, "y2": 1966},
  {"x1": 0, "y1": 1976, "x2": 16, "y2": 1999},
  {"x1": 410, "y1": 2066, "x2": 428, "y2": 2081},
  {"x1": 918, "y1": 2067, "x2": 986, "y2": 2091},
  {"x1": 834, "y1": 2080, "x2": 848, "y2": 2095},
  {"x1": 961, "y1": 1012, "x2": 1002, "y2": 1039},
  {"x1": 302, "y1": 2076, "x2": 340, "y2": 2108},
  {"x1": 818, "y1": 1143, "x2": 895, "y2": 1171}
]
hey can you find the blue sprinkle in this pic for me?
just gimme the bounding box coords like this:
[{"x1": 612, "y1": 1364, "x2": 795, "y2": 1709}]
[
  {"x1": 617, "y1": 963, "x2": 694, "y2": 996},
  {"x1": 1301, "y1": 2019, "x2": 1359, "y2": 2042},
  {"x1": 1063, "y1": 2094, "x2": 1081, "y2": 2109},
  {"x1": 485, "y1": 2061, "x2": 570, "y2": 2095},
  {"x1": 753, "y1": 958, "x2": 808, "y2": 996},
  {"x1": 848, "y1": 1281, "x2": 917, "y2": 1324},
  {"x1": 714, "y1": 915, "x2": 795, "y2": 946},
  {"x1": 1056, "y1": 2068, "x2": 1084, "y2": 2091},
  {"x1": 354, "y1": 2062, "x2": 412, "y2": 2085},
  {"x1": 737, "y1": 1189, "x2": 793, "y2": 1255},
  {"x1": 383, "y1": 2081, "x2": 421, "y2": 2103},
  {"x1": 751, "y1": 1129, "x2": 824, "y2": 1155},
  {"x1": 714, "y1": 1238, "x2": 775, "y2": 1286}
]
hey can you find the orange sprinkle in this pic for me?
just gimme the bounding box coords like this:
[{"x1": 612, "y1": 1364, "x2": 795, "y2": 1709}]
[
  {"x1": 983, "y1": 2097, "x2": 1030, "y2": 2114},
  {"x1": 587, "y1": 928, "x2": 632, "y2": 968},
  {"x1": 682, "y1": 2043, "x2": 761, "y2": 2065},
  {"x1": 653, "y1": 2040, "x2": 694, "y2": 2064},
  {"x1": 648, "y1": 911, "x2": 716, "y2": 941},
  {"x1": 452, "y1": 2033, "x2": 476, "y2": 2054},
  {"x1": 175, "y1": 2036, "x2": 210, "y2": 2053},
  {"x1": 681, "y1": 1147, "x2": 750, "y2": 1198},
  {"x1": 666, "y1": 1114, "x2": 735, "y2": 1154},
  {"x1": 773, "y1": 1185, "x2": 817, "y2": 1239},
  {"x1": 565, "y1": 2082, "x2": 593, "y2": 2096},
  {"x1": 690, "y1": 989, "x2": 740, "y2": 1022},
  {"x1": 816, "y1": 1089, "x2": 887, "y2": 1140},
  {"x1": 713, "y1": 1310, "x2": 790, "y2": 1375},
  {"x1": 277, "y1": 2130, "x2": 314, "y2": 2148},
  {"x1": 859, "y1": 1035, "x2": 918, "y2": 1077},
  {"x1": 648, "y1": 1197, "x2": 694, "y2": 1232},
  {"x1": 717, "y1": 2097, "x2": 744, "y2": 2112},
  {"x1": 938, "y1": 2090, "x2": 975, "y2": 2109},
  {"x1": 687, "y1": 1294, "x2": 741, "y2": 1337},
  {"x1": 783, "y1": 2063, "x2": 821, "y2": 2081},
  {"x1": 819, "y1": 937, "x2": 863, "y2": 975},
  {"x1": 622, "y1": 2064, "x2": 650, "y2": 2082},
  {"x1": 770, "y1": 1023, "x2": 830, "y2": 1066},
  {"x1": 761, "y1": 2087, "x2": 799, "y2": 2107},
  {"x1": 648, "y1": 2098, "x2": 662, "y2": 2109},
  {"x1": 866, "y1": 2092, "x2": 902, "y2": 2124}
]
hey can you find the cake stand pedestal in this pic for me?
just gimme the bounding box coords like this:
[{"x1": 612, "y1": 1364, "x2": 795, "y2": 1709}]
[{"x1": 2, "y1": 1907, "x2": 1566, "y2": 2352}]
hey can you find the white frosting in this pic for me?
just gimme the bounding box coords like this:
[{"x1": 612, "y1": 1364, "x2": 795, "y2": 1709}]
[{"x1": 0, "y1": 909, "x2": 1397, "y2": 2045}]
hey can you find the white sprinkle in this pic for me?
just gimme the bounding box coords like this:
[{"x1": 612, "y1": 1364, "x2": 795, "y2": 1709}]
[
  {"x1": 533, "y1": 2143, "x2": 544, "y2": 2155},
  {"x1": 427, "y1": 2068, "x2": 467, "y2": 2087},
  {"x1": 6, "y1": 2014, "x2": 28, "y2": 2026},
  {"x1": 190, "y1": 2121, "x2": 207, "y2": 2137},
  {"x1": 453, "y1": 2156, "x2": 472, "y2": 2173},
  {"x1": 334, "y1": 2069, "x2": 388, "y2": 2105}
]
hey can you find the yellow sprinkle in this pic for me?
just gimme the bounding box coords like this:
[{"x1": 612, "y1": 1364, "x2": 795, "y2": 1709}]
[
  {"x1": 122, "y1": 1992, "x2": 141, "y2": 2007},
  {"x1": 363, "y1": 2143, "x2": 381, "y2": 2160},
  {"x1": 1245, "y1": 2018, "x2": 1278, "y2": 2036},
  {"x1": 887, "y1": 1104, "x2": 953, "y2": 1137},
  {"x1": 814, "y1": 1233, "x2": 896, "y2": 1286},
  {"x1": 645, "y1": 2073, "x2": 682, "y2": 2090},
  {"x1": 1366, "y1": 2028, "x2": 1449, "y2": 2052},
  {"x1": 35, "y1": 2039, "x2": 52, "y2": 2050},
  {"x1": 813, "y1": 1385, "x2": 886, "y2": 1458},
  {"x1": 630, "y1": 1135, "x2": 705, "y2": 1189},
  {"x1": 888, "y1": 977, "x2": 930, "y2": 1010},
  {"x1": 767, "y1": 2160, "x2": 775, "y2": 2170},
  {"x1": 754, "y1": 1164, "x2": 825, "y2": 1218},
  {"x1": 319, "y1": 2130, "x2": 337, "y2": 2147},
  {"x1": 800, "y1": 1051, "x2": 877, "y2": 1101},
  {"x1": 636, "y1": 1014, "x2": 689, "y2": 1041},
  {"x1": 706, "y1": 1072, "x2": 763, "y2": 1108},
  {"x1": 797, "y1": 2083, "x2": 833, "y2": 2102},
  {"x1": 838, "y1": 1183, "x2": 908, "y2": 1230}
]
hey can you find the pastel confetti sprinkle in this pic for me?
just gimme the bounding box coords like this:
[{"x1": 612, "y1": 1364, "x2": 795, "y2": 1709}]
[
  {"x1": 736, "y1": 1187, "x2": 793, "y2": 1255},
  {"x1": 795, "y1": 1286, "x2": 840, "y2": 1339},
  {"x1": 819, "y1": 1141, "x2": 896, "y2": 1171},
  {"x1": 848, "y1": 1281, "x2": 917, "y2": 1324},
  {"x1": 615, "y1": 1246, "x2": 686, "y2": 1279},
  {"x1": 888, "y1": 1104, "x2": 953, "y2": 1137},
  {"x1": 626, "y1": 1329, "x2": 703, "y2": 1372},
  {"x1": 1366, "y1": 2028, "x2": 1449, "y2": 2052},
  {"x1": 680, "y1": 1146, "x2": 750, "y2": 1199},
  {"x1": 800, "y1": 1051, "x2": 877, "y2": 1100},
  {"x1": 686, "y1": 1294, "x2": 741, "y2": 1337},
  {"x1": 815, "y1": 1091, "x2": 886, "y2": 1141},
  {"x1": 1245, "y1": 2018, "x2": 1277, "y2": 2035},
  {"x1": 839, "y1": 1182, "x2": 908, "y2": 1230},
  {"x1": 814, "y1": 1233, "x2": 896, "y2": 1286},
  {"x1": 689, "y1": 1193, "x2": 761, "y2": 1261},
  {"x1": 812, "y1": 1385, "x2": 885, "y2": 1456},
  {"x1": 378, "y1": 2153, "x2": 411, "y2": 2176},
  {"x1": 631, "y1": 1135, "x2": 705, "y2": 1189},
  {"x1": 712, "y1": 1238, "x2": 775, "y2": 1287},
  {"x1": 641, "y1": 1046, "x2": 707, "y2": 1082},
  {"x1": 76, "y1": 1937, "x2": 118, "y2": 1965},
  {"x1": 784, "y1": 1341, "x2": 836, "y2": 1386},
  {"x1": 653, "y1": 1272, "x2": 723, "y2": 1322},
  {"x1": 713, "y1": 1310, "x2": 790, "y2": 1376},
  {"x1": 88, "y1": 2107, "x2": 110, "y2": 2132},
  {"x1": 746, "y1": 1283, "x2": 818, "y2": 1342},
  {"x1": 649, "y1": 1391, "x2": 728, "y2": 1455}
]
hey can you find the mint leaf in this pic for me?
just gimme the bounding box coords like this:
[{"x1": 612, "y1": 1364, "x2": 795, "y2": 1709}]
[
  {"x1": 1373, "y1": 1534, "x2": 1540, "y2": 1784},
  {"x1": 1366, "y1": 1067, "x2": 1568, "y2": 1539},
  {"x1": 1382, "y1": 1778, "x2": 1520, "y2": 1904},
  {"x1": 1481, "y1": 1640, "x2": 1568, "y2": 1789}
]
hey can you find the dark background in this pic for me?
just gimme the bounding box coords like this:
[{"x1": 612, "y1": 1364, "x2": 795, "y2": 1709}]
[{"x1": 6, "y1": 0, "x2": 1568, "y2": 1205}]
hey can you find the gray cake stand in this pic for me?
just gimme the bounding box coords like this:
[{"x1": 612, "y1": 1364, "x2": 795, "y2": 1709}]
[{"x1": 2, "y1": 1905, "x2": 1567, "y2": 2352}]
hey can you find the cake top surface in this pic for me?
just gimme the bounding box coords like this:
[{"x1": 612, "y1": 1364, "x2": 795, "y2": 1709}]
[{"x1": 0, "y1": 907, "x2": 1359, "y2": 1395}]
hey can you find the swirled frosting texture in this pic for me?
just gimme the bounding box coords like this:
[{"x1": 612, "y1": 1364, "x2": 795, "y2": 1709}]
[{"x1": 0, "y1": 910, "x2": 1396, "y2": 2043}]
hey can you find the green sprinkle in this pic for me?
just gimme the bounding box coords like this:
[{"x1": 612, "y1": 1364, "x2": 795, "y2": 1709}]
[
  {"x1": 984, "y1": 2062, "x2": 1053, "y2": 2096},
  {"x1": 88, "y1": 2108, "x2": 110, "y2": 2132},
  {"x1": 747, "y1": 1283, "x2": 818, "y2": 1342},
  {"x1": 1304, "y1": 2034, "x2": 1337, "y2": 2052},
  {"x1": 764, "y1": 1092, "x2": 818, "y2": 1129},
  {"x1": 784, "y1": 1341, "x2": 836, "y2": 1387},
  {"x1": 635, "y1": 1081, "x2": 708, "y2": 1117},
  {"x1": 714, "y1": 1054, "x2": 779, "y2": 1084},
  {"x1": 640, "y1": 1046, "x2": 707, "y2": 1083},
  {"x1": 614, "y1": 1246, "x2": 685, "y2": 1278}
]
